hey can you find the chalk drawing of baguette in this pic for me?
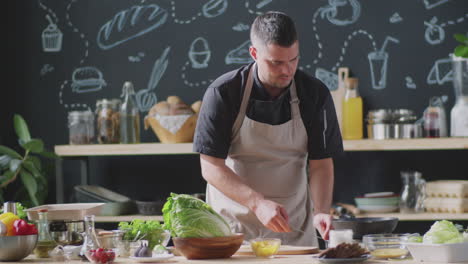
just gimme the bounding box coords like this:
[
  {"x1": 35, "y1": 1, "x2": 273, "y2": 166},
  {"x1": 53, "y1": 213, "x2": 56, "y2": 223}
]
[{"x1": 97, "y1": 4, "x2": 168, "y2": 50}]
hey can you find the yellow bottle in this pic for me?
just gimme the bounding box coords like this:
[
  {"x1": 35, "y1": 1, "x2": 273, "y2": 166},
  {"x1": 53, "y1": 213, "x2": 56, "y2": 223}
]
[{"x1": 342, "y1": 78, "x2": 363, "y2": 139}]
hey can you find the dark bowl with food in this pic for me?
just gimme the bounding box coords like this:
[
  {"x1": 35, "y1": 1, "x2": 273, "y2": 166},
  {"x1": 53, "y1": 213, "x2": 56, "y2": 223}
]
[{"x1": 332, "y1": 217, "x2": 399, "y2": 239}]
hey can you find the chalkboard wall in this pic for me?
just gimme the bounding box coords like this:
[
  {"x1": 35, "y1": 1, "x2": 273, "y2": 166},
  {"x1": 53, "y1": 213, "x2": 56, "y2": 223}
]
[{"x1": 4, "y1": 1, "x2": 468, "y2": 207}]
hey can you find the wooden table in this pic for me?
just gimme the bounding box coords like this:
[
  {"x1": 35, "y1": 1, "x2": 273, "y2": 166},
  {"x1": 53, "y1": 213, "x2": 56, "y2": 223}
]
[{"x1": 13, "y1": 254, "x2": 468, "y2": 264}]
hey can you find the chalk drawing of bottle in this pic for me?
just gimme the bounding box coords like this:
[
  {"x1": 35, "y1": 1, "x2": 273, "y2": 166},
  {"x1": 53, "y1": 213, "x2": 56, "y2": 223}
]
[
  {"x1": 42, "y1": 14, "x2": 63, "y2": 52},
  {"x1": 188, "y1": 37, "x2": 211, "y2": 69},
  {"x1": 367, "y1": 36, "x2": 399, "y2": 90}
]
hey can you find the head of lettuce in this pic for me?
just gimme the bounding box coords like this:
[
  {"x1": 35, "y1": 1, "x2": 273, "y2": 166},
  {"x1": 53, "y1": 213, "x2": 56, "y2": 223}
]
[
  {"x1": 423, "y1": 220, "x2": 464, "y2": 244},
  {"x1": 162, "y1": 193, "x2": 233, "y2": 238}
]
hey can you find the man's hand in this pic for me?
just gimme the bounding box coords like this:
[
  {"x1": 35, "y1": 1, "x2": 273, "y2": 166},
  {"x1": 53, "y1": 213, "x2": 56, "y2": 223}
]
[
  {"x1": 313, "y1": 213, "x2": 333, "y2": 240},
  {"x1": 253, "y1": 199, "x2": 292, "y2": 233}
]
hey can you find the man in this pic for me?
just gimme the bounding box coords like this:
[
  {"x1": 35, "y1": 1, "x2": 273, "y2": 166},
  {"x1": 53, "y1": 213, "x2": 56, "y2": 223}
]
[{"x1": 193, "y1": 11, "x2": 343, "y2": 246}]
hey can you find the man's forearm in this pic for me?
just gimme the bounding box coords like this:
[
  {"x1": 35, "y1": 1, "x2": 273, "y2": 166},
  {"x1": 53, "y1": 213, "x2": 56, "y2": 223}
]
[
  {"x1": 309, "y1": 158, "x2": 334, "y2": 215},
  {"x1": 200, "y1": 154, "x2": 264, "y2": 211}
]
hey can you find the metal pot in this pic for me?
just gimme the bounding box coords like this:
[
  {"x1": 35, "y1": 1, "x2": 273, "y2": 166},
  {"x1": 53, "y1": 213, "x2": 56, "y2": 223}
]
[
  {"x1": 367, "y1": 124, "x2": 393, "y2": 139},
  {"x1": 394, "y1": 123, "x2": 422, "y2": 139},
  {"x1": 332, "y1": 217, "x2": 399, "y2": 239}
]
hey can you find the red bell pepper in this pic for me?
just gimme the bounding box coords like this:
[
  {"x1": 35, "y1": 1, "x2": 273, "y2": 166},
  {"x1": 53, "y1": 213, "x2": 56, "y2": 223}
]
[{"x1": 13, "y1": 219, "x2": 38, "y2": 235}]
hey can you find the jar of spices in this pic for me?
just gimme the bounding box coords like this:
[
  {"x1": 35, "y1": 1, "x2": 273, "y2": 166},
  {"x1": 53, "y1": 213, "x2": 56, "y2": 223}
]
[
  {"x1": 68, "y1": 110, "x2": 94, "y2": 145},
  {"x1": 96, "y1": 99, "x2": 121, "y2": 144}
]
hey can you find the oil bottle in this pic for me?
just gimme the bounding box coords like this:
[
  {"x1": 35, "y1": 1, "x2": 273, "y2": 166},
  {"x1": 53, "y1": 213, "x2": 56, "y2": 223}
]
[
  {"x1": 342, "y1": 77, "x2": 363, "y2": 139},
  {"x1": 120, "y1": 81, "x2": 140, "y2": 143},
  {"x1": 33, "y1": 209, "x2": 57, "y2": 258}
]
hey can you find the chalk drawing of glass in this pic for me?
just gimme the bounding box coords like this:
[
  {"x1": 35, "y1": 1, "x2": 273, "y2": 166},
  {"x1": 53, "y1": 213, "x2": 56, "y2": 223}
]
[
  {"x1": 71, "y1": 66, "x2": 107, "y2": 93},
  {"x1": 368, "y1": 36, "x2": 399, "y2": 90},
  {"x1": 189, "y1": 37, "x2": 211, "y2": 69},
  {"x1": 427, "y1": 57, "x2": 453, "y2": 85},
  {"x1": 42, "y1": 14, "x2": 62, "y2": 52}
]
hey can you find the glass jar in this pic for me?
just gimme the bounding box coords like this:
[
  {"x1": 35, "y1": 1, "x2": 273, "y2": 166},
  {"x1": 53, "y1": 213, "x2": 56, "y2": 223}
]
[
  {"x1": 68, "y1": 111, "x2": 94, "y2": 144},
  {"x1": 96, "y1": 99, "x2": 121, "y2": 144},
  {"x1": 34, "y1": 209, "x2": 58, "y2": 258}
]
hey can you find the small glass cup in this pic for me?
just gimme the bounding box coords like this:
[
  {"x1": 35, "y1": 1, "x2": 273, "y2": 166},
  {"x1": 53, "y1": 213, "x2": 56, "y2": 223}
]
[{"x1": 250, "y1": 238, "x2": 281, "y2": 258}]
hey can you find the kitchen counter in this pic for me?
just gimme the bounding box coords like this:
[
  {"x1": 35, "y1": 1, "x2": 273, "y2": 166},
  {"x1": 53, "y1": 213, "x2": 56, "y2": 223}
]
[{"x1": 12, "y1": 254, "x2": 468, "y2": 264}]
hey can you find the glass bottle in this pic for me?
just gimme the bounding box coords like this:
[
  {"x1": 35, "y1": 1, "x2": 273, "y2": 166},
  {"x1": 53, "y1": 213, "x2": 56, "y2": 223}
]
[
  {"x1": 342, "y1": 77, "x2": 363, "y2": 139},
  {"x1": 80, "y1": 215, "x2": 100, "y2": 260},
  {"x1": 34, "y1": 209, "x2": 57, "y2": 258},
  {"x1": 119, "y1": 81, "x2": 140, "y2": 143}
]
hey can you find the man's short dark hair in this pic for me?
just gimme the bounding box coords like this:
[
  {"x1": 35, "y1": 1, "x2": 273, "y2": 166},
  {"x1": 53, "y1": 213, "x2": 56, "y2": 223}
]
[{"x1": 250, "y1": 11, "x2": 297, "y2": 48}]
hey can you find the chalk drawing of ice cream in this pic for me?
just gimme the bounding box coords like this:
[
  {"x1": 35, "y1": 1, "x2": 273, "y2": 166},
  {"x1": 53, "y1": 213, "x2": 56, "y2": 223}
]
[
  {"x1": 318, "y1": 0, "x2": 361, "y2": 26},
  {"x1": 42, "y1": 14, "x2": 63, "y2": 52},
  {"x1": 71, "y1": 66, "x2": 107, "y2": 93},
  {"x1": 188, "y1": 37, "x2": 211, "y2": 69},
  {"x1": 225, "y1": 40, "x2": 253, "y2": 65},
  {"x1": 202, "y1": 0, "x2": 228, "y2": 18},
  {"x1": 315, "y1": 68, "x2": 338, "y2": 91},
  {"x1": 427, "y1": 57, "x2": 453, "y2": 85},
  {"x1": 97, "y1": 4, "x2": 168, "y2": 50},
  {"x1": 367, "y1": 36, "x2": 399, "y2": 90},
  {"x1": 424, "y1": 17, "x2": 445, "y2": 45}
]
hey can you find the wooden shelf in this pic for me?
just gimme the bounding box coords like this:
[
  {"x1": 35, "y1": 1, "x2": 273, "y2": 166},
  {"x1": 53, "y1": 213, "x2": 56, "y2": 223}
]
[
  {"x1": 358, "y1": 212, "x2": 468, "y2": 221},
  {"x1": 55, "y1": 143, "x2": 195, "y2": 156},
  {"x1": 55, "y1": 138, "x2": 468, "y2": 156},
  {"x1": 95, "y1": 214, "x2": 163, "y2": 223}
]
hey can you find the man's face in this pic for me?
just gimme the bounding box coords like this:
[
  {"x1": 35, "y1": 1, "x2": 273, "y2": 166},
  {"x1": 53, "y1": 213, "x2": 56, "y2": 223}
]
[{"x1": 249, "y1": 41, "x2": 300, "y2": 91}]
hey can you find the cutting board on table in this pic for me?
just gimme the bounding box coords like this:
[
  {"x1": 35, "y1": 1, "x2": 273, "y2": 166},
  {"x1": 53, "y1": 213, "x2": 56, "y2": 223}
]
[{"x1": 235, "y1": 245, "x2": 319, "y2": 255}]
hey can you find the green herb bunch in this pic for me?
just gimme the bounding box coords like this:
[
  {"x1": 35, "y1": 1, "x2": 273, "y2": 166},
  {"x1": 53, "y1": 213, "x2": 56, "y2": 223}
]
[
  {"x1": 118, "y1": 219, "x2": 167, "y2": 249},
  {"x1": 0, "y1": 114, "x2": 57, "y2": 207},
  {"x1": 454, "y1": 33, "x2": 468, "y2": 58}
]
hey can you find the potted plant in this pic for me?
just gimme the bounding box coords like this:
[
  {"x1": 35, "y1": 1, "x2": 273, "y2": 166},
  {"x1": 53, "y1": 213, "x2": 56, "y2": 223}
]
[
  {"x1": 450, "y1": 33, "x2": 468, "y2": 137},
  {"x1": 0, "y1": 114, "x2": 57, "y2": 206}
]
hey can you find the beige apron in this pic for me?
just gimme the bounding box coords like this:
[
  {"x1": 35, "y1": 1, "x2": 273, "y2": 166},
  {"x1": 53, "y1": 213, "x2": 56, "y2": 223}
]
[{"x1": 206, "y1": 64, "x2": 317, "y2": 246}]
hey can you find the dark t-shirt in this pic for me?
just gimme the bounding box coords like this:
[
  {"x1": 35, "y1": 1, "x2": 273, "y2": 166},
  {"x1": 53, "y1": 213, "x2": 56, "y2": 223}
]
[{"x1": 193, "y1": 63, "x2": 343, "y2": 160}]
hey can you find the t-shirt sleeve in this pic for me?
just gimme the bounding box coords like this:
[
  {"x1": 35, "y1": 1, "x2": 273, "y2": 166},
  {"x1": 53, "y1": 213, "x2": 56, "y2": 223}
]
[
  {"x1": 193, "y1": 84, "x2": 233, "y2": 159},
  {"x1": 307, "y1": 91, "x2": 344, "y2": 160}
]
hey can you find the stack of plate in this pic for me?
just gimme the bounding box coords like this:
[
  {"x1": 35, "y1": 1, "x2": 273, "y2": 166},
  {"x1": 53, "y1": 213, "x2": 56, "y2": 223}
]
[{"x1": 355, "y1": 192, "x2": 399, "y2": 213}]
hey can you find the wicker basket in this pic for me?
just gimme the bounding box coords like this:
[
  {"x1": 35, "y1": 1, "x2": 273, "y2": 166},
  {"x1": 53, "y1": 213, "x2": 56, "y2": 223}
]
[{"x1": 144, "y1": 114, "x2": 198, "y2": 143}]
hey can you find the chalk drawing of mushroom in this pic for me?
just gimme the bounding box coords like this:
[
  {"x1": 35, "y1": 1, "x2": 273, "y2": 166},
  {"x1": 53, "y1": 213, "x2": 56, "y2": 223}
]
[{"x1": 318, "y1": 0, "x2": 361, "y2": 26}]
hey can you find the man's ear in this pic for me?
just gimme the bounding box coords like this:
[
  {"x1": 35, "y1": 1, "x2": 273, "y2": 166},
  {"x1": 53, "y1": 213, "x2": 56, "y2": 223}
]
[{"x1": 249, "y1": 46, "x2": 257, "y2": 61}]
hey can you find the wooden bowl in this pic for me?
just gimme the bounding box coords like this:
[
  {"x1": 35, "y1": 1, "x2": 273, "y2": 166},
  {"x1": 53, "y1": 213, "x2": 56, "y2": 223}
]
[{"x1": 173, "y1": 233, "x2": 244, "y2": 259}]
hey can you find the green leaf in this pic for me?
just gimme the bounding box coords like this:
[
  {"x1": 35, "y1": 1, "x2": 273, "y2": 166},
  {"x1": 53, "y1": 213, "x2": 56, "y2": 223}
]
[
  {"x1": 0, "y1": 155, "x2": 12, "y2": 169},
  {"x1": 14, "y1": 114, "x2": 31, "y2": 143},
  {"x1": 0, "y1": 146, "x2": 22, "y2": 159},
  {"x1": 20, "y1": 170, "x2": 38, "y2": 206},
  {"x1": 454, "y1": 33, "x2": 468, "y2": 45},
  {"x1": 22, "y1": 160, "x2": 41, "y2": 178},
  {"x1": 9, "y1": 159, "x2": 22, "y2": 173},
  {"x1": 2, "y1": 171, "x2": 14, "y2": 180},
  {"x1": 28, "y1": 156, "x2": 42, "y2": 171},
  {"x1": 455, "y1": 45, "x2": 468, "y2": 58},
  {"x1": 21, "y1": 139, "x2": 44, "y2": 153},
  {"x1": 38, "y1": 151, "x2": 59, "y2": 159}
]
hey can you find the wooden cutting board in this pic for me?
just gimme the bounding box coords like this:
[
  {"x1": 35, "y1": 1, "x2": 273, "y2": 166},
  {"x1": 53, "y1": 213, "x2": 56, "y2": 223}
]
[{"x1": 235, "y1": 245, "x2": 319, "y2": 255}]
